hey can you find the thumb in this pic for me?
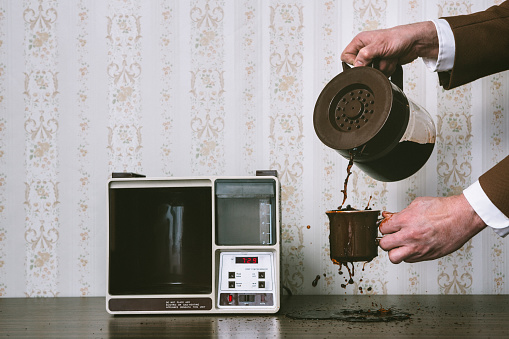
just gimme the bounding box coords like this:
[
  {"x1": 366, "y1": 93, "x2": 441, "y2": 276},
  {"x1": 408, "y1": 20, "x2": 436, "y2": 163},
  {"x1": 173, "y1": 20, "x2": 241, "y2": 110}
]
[
  {"x1": 382, "y1": 211, "x2": 394, "y2": 218},
  {"x1": 353, "y1": 47, "x2": 376, "y2": 67}
]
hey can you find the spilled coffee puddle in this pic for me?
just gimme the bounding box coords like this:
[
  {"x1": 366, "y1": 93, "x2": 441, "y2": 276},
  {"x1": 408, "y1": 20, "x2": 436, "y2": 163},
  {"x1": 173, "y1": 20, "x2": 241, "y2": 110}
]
[{"x1": 286, "y1": 308, "x2": 411, "y2": 322}]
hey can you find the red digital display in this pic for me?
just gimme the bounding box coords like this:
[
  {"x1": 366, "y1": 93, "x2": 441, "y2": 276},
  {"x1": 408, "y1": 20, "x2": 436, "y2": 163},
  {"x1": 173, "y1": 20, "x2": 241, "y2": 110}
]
[{"x1": 235, "y1": 256, "x2": 258, "y2": 264}]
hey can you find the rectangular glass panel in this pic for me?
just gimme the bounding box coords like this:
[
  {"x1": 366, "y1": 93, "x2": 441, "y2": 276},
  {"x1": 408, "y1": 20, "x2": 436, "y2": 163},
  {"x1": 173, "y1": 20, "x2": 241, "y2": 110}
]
[
  {"x1": 215, "y1": 180, "x2": 276, "y2": 245},
  {"x1": 108, "y1": 186, "x2": 212, "y2": 295}
]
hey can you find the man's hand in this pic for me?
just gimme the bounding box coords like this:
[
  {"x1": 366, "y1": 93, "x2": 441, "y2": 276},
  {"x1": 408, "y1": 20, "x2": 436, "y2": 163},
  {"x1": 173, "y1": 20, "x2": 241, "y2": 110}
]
[
  {"x1": 341, "y1": 21, "x2": 439, "y2": 76},
  {"x1": 378, "y1": 194, "x2": 486, "y2": 263}
]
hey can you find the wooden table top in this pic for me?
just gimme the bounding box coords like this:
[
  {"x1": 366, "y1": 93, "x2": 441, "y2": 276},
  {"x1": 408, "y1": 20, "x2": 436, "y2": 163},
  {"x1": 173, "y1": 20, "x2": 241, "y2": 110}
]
[{"x1": 1, "y1": 295, "x2": 508, "y2": 338}]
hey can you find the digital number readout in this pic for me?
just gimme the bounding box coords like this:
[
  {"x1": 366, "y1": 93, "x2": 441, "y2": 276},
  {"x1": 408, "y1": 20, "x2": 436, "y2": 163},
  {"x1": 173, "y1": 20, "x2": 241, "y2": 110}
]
[{"x1": 235, "y1": 256, "x2": 258, "y2": 264}]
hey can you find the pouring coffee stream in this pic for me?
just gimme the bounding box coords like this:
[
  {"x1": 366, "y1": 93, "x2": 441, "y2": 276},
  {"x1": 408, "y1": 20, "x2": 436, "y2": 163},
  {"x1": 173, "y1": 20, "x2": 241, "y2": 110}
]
[
  {"x1": 337, "y1": 147, "x2": 373, "y2": 211},
  {"x1": 327, "y1": 149, "x2": 381, "y2": 287},
  {"x1": 315, "y1": 63, "x2": 436, "y2": 287},
  {"x1": 338, "y1": 151, "x2": 355, "y2": 210}
]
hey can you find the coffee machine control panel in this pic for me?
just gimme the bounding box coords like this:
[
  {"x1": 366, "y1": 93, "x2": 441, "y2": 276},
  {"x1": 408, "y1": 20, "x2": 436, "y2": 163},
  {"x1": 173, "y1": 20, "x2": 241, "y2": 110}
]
[{"x1": 217, "y1": 252, "x2": 276, "y2": 308}]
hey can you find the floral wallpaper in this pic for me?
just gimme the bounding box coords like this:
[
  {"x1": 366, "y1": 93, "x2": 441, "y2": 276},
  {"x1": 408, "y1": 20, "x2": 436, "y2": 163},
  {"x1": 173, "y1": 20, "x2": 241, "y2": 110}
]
[
  {"x1": 75, "y1": 0, "x2": 92, "y2": 297},
  {"x1": 269, "y1": 0, "x2": 306, "y2": 296},
  {"x1": 0, "y1": 0, "x2": 508, "y2": 297},
  {"x1": 23, "y1": 0, "x2": 60, "y2": 297},
  {"x1": 0, "y1": 3, "x2": 6, "y2": 297}
]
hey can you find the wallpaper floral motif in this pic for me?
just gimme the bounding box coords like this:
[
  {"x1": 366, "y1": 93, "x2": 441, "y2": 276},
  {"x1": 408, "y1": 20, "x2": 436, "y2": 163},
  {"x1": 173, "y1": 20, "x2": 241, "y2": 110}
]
[
  {"x1": 107, "y1": 0, "x2": 143, "y2": 173},
  {"x1": 160, "y1": 1, "x2": 176, "y2": 176},
  {"x1": 190, "y1": 0, "x2": 226, "y2": 174},
  {"x1": 22, "y1": 0, "x2": 60, "y2": 297},
  {"x1": 269, "y1": 1, "x2": 305, "y2": 294},
  {"x1": 238, "y1": 0, "x2": 261, "y2": 175},
  {"x1": 316, "y1": 0, "x2": 341, "y2": 294},
  {"x1": 487, "y1": 71, "x2": 507, "y2": 294},
  {"x1": 1, "y1": 0, "x2": 508, "y2": 297},
  {"x1": 75, "y1": 0, "x2": 91, "y2": 296},
  {"x1": 0, "y1": 4, "x2": 6, "y2": 297}
]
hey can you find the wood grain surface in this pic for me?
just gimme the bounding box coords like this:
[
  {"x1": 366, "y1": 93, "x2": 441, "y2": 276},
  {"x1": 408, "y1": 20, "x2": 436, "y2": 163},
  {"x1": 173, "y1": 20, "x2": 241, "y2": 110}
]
[{"x1": 1, "y1": 295, "x2": 508, "y2": 338}]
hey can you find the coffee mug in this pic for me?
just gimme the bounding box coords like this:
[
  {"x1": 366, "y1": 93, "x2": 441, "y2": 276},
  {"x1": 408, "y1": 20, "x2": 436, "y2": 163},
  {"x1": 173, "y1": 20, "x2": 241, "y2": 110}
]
[{"x1": 326, "y1": 209, "x2": 381, "y2": 262}]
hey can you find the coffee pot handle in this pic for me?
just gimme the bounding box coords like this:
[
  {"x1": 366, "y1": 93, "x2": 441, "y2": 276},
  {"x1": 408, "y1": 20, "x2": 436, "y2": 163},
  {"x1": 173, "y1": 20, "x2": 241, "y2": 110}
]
[
  {"x1": 390, "y1": 65, "x2": 403, "y2": 91},
  {"x1": 372, "y1": 59, "x2": 404, "y2": 91},
  {"x1": 342, "y1": 60, "x2": 404, "y2": 91}
]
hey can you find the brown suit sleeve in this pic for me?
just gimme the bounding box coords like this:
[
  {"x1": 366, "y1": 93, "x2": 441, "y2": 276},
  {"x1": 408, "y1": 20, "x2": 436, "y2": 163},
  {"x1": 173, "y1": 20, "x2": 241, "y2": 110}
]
[
  {"x1": 438, "y1": 1, "x2": 509, "y2": 218},
  {"x1": 438, "y1": 1, "x2": 509, "y2": 90},
  {"x1": 478, "y1": 156, "x2": 509, "y2": 217}
]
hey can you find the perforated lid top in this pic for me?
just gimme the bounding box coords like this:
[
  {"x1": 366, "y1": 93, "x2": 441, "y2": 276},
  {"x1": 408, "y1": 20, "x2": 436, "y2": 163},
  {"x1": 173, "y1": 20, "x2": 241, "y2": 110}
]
[{"x1": 314, "y1": 66, "x2": 394, "y2": 150}]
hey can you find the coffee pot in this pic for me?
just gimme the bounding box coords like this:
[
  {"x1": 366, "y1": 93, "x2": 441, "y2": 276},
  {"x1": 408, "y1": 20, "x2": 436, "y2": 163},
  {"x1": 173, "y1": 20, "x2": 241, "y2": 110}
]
[{"x1": 314, "y1": 63, "x2": 436, "y2": 182}]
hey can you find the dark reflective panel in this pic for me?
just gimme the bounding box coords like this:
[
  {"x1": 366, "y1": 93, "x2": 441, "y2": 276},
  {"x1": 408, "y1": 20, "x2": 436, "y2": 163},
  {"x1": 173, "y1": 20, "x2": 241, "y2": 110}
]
[{"x1": 109, "y1": 186, "x2": 212, "y2": 295}]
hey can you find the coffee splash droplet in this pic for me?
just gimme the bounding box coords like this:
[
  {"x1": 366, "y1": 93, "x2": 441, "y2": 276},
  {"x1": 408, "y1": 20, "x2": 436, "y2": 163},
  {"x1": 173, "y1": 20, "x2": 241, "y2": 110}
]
[{"x1": 311, "y1": 275, "x2": 321, "y2": 287}]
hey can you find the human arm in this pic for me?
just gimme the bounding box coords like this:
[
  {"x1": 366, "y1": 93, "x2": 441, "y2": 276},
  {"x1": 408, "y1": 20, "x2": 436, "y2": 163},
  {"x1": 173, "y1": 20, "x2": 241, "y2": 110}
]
[
  {"x1": 378, "y1": 156, "x2": 509, "y2": 264},
  {"x1": 340, "y1": 2, "x2": 509, "y2": 87},
  {"x1": 341, "y1": 2, "x2": 509, "y2": 264},
  {"x1": 438, "y1": 1, "x2": 509, "y2": 89},
  {"x1": 340, "y1": 21, "x2": 439, "y2": 76},
  {"x1": 464, "y1": 180, "x2": 509, "y2": 238},
  {"x1": 477, "y1": 156, "x2": 509, "y2": 221},
  {"x1": 378, "y1": 195, "x2": 486, "y2": 264}
]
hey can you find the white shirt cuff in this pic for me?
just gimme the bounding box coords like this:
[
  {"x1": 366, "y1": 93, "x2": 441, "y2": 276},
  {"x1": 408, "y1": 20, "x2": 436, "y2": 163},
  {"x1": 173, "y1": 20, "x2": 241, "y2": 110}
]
[
  {"x1": 463, "y1": 180, "x2": 509, "y2": 237},
  {"x1": 422, "y1": 19, "x2": 455, "y2": 72}
]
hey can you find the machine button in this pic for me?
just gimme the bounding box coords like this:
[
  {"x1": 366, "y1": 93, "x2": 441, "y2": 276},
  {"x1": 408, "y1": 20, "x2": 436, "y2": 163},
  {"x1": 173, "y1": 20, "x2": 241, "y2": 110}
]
[
  {"x1": 258, "y1": 272, "x2": 265, "y2": 279},
  {"x1": 229, "y1": 272, "x2": 235, "y2": 279},
  {"x1": 239, "y1": 295, "x2": 255, "y2": 303},
  {"x1": 229, "y1": 281, "x2": 235, "y2": 288},
  {"x1": 258, "y1": 281, "x2": 265, "y2": 288}
]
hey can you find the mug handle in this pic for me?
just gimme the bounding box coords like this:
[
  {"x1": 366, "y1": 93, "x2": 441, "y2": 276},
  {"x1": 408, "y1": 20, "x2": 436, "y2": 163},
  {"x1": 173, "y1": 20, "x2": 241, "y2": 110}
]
[{"x1": 375, "y1": 216, "x2": 385, "y2": 246}]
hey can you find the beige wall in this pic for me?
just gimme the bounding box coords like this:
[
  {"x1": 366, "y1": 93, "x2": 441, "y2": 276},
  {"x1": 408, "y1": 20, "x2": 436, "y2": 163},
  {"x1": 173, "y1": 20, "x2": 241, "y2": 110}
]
[{"x1": 0, "y1": 0, "x2": 508, "y2": 297}]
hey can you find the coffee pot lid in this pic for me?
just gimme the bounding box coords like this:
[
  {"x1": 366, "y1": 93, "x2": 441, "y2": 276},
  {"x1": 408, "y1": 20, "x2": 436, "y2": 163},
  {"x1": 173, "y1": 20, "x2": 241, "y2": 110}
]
[{"x1": 314, "y1": 64, "x2": 396, "y2": 151}]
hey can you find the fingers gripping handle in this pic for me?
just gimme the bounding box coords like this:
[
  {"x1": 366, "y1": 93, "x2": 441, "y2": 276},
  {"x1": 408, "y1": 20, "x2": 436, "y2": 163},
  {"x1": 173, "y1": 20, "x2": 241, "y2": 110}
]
[{"x1": 342, "y1": 61, "x2": 403, "y2": 91}]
